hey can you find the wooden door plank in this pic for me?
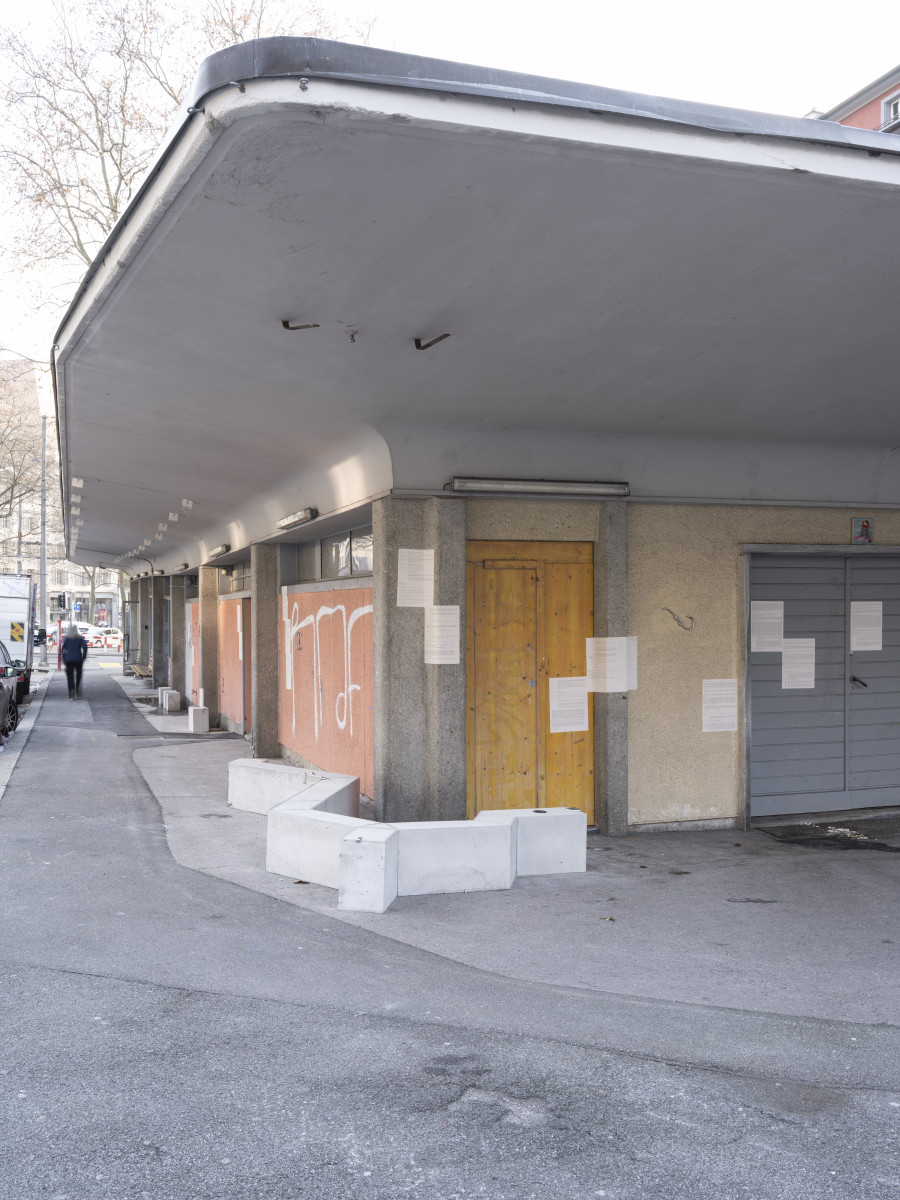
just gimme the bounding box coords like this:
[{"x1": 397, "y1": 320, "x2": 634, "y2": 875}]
[{"x1": 466, "y1": 562, "x2": 476, "y2": 818}]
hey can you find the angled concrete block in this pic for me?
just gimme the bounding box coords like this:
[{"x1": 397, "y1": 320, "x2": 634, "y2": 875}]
[
  {"x1": 266, "y1": 803, "x2": 373, "y2": 888},
  {"x1": 228, "y1": 757, "x2": 319, "y2": 814},
  {"x1": 187, "y1": 706, "x2": 209, "y2": 733},
  {"x1": 474, "y1": 807, "x2": 587, "y2": 875},
  {"x1": 339, "y1": 825, "x2": 399, "y2": 913},
  {"x1": 396, "y1": 821, "x2": 515, "y2": 896},
  {"x1": 161, "y1": 688, "x2": 181, "y2": 713}
]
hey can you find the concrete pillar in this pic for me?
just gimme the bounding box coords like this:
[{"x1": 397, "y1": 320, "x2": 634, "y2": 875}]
[
  {"x1": 151, "y1": 575, "x2": 166, "y2": 688},
  {"x1": 250, "y1": 543, "x2": 279, "y2": 757},
  {"x1": 169, "y1": 576, "x2": 187, "y2": 707},
  {"x1": 138, "y1": 576, "x2": 151, "y2": 669},
  {"x1": 198, "y1": 567, "x2": 220, "y2": 727},
  {"x1": 373, "y1": 496, "x2": 466, "y2": 824},
  {"x1": 596, "y1": 500, "x2": 628, "y2": 836},
  {"x1": 127, "y1": 578, "x2": 139, "y2": 673}
]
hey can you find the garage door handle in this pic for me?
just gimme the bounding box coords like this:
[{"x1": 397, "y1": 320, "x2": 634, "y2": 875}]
[{"x1": 849, "y1": 675, "x2": 868, "y2": 687}]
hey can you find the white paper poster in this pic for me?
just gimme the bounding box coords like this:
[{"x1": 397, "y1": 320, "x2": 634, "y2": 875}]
[
  {"x1": 750, "y1": 601, "x2": 784, "y2": 652},
  {"x1": 586, "y1": 636, "x2": 638, "y2": 693},
  {"x1": 702, "y1": 678, "x2": 738, "y2": 732},
  {"x1": 781, "y1": 638, "x2": 815, "y2": 689},
  {"x1": 424, "y1": 605, "x2": 460, "y2": 664},
  {"x1": 397, "y1": 548, "x2": 434, "y2": 607},
  {"x1": 850, "y1": 601, "x2": 882, "y2": 652},
  {"x1": 548, "y1": 676, "x2": 590, "y2": 733}
]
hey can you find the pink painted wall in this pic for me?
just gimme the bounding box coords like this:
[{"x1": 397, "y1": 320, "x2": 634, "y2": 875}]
[
  {"x1": 218, "y1": 596, "x2": 250, "y2": 732},
  {"x1": 838, "y1": 83, "x2": 900, "y2": 130},
  {"x1": 278, "y1": 587, "x2": 374, "y2": 800}
]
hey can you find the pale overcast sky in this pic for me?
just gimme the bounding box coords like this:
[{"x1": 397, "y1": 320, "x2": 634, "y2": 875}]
[{"x1": 1, "y1": 0, "x2": 899, "y2": 364}]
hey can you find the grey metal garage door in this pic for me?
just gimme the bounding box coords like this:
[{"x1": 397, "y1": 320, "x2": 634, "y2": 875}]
[{"x1": 750, "y1": 554, "x2": 900, "y2": 817}]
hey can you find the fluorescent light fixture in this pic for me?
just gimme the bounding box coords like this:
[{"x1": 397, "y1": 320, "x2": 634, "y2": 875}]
[
  {"x1": 153, "y1": 533, "x2": 164, "y2": 541},
  {"x1": 182, "y1": 499, "x2": 194, "y2": 509},
  {"x1": 70, "y1": 493, "x2": 81, "y2": 503},
  {"x1": 72, "y1": 476, "x2": 84, "y2": 488},
  {"x1": 176, "y1": 562, "x2": 189, "y2": 572},
  {"x1": 168, "y1": 513, "x2": 179, "y2": 522},
  {"x1": 70, "y1": 506, "x2": 81, "y2": 515},
  {"x1": 276, "y1": 507, "x2": 318, "y2": 531},
  {"x1": 75, "y1": 518, "x2": 84, "y2": 526},
  {"x1": 449, "y1": 477, "x2": 630, "y2": 497},
  {"x1": 158, "y1": 522, "x2": 168, "y2": 531},
  {"x1": 154, "y1": 569, "x2": 165, "y2": 575},
  {"x1": 209, "y1": 544, "x2": 231, "y2": 558}
]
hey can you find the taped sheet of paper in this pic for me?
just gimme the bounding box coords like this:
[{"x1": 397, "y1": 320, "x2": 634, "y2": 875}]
[
  {"x1": 548, "y1": 676, "x2": 589, "y2": 733},
  {"x1": 702, "y1": 679, "x2": 738, "y2": 732},
  {"x1": 424, "y1": 605, "x2": 460, "y2": 664},
  {"x1": 750, "y1": 601, "x2": 784, "y2": 652},
  {"x1": 850, "y1": 601, "x2": 882, "y2": 652},
  {"x1": 397, "y1": 548, "x2": 434, "y2": 607},
  {"x1": 782, "y1": 638, "x2": 815, "y2": 689},
  {"x1": 586, "y1": 636, "x2": 638, "y2": 692}
]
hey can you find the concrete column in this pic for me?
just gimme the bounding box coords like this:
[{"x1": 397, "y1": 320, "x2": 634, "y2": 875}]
[
  {"x1": 250, "y1": 543, "x2": 279, "y2": 757},
  {"x1": 151, "y1": 575, "x2": 166, "y2": 688},
  {"x1": 373, "y1": 496, "x2": 466, "y2": 823},
  {"x1": 597, "y1": 500, "x2": 628, "y2": 836},
  {"x1": 198, "y1": 567, "x2": 220, "y2": 727},
  {"x1": 169, "y1": 576, "x2": 187, "y2": 706},
  {"x1": 138, "y1": 576, "x2": 151, "y2": 669}
]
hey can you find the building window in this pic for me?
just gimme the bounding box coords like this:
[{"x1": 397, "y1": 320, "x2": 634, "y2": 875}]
[
  {"x1": 882, "y1": 93, "x2": 900, "y2": 129},
  {"x1": 321, "y1": 527, "x2": 373, "y2": 580}
]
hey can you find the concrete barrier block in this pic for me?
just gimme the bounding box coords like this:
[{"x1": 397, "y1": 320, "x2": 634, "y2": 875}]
[
  {"x1": 396, "y1": 821, "x2": 515, "y2": 896},
  {"x1": 228, "y1": 757, "x2": 319, "y2": 814},
  {"x1": 266, "y1": 803, "x2": 373, "y2": 888},
  {"x1": 339, "y1": 826, "x2": 399, "y2": 913},
  {"x1": 161, "y1": 689, "x2": 181, "y2": 713},
  {"x1": 474, "y1": 807, "x2": 587, "y2": 875},
  {"x1": 187, "y1": 706, "x2": 209, "y2": 733}
]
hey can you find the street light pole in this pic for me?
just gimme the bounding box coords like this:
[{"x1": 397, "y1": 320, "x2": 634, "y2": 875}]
[{"x1": 39, "y1": 415, "x2": 47, "y2": 669}]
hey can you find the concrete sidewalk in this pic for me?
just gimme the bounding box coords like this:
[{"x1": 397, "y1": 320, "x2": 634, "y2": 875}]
[{"x1": 131, "y1": 734, "x2": 900, "y2": 1027}]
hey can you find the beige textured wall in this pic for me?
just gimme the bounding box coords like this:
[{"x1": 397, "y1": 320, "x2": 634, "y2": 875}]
[{"x1": 627, "y1": 505, "x2": 900, "y2": 826}]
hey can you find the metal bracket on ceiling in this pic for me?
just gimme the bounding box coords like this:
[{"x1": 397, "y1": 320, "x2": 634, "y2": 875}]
[
  {"x1": 414, "y1": 333, "x2": 450, "y2": 351},
  {"x1": 282, "y1": 320, "x2": 320, "y2": 331}
]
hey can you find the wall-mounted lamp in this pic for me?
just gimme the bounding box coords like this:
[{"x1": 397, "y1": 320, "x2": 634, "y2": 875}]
[
  {"x1": 209, "y1": 544, "x2": 231, "y2": 558},
  {"x1": 276, "y1": 507, "x2": 318, "y2": 531},
  {"x1": 154, "y1": 569, "x2": 165, "y2": 575},
  {"x1": 449, "y1": 477, "x2": 631, "y2": 497},
  {"x1": 176, "y1": 562, "x2": 189, "y2": 572}
]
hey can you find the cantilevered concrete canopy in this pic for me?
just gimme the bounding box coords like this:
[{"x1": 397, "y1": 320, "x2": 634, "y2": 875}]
[{"x1": 53, "y1": 39, "x2": 900, "y2": 570}]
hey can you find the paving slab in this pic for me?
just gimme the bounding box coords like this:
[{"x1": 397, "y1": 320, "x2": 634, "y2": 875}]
[{"x1": 132, "y1": 737, "x2": 900, "y2": 1026}]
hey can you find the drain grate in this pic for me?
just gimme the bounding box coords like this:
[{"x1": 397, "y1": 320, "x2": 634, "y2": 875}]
[{"x1": 760, "y1": 817, "x2": 900, "y2": 852}]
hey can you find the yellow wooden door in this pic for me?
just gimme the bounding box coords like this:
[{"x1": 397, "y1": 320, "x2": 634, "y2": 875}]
[{"x1": 466, "y1": 541, "x2": 594, "y2": 822}]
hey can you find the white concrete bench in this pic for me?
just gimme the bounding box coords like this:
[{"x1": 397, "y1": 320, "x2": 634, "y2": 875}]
[
  {"x1": 267, "y1": 801, "x2": 373, "y2": 889},
  {"x1": 227, "y1": 757, "x2": 358, "y2": 817},
  {"x1": 473, "y1": 807, "x2": 587, "y2": 874}
]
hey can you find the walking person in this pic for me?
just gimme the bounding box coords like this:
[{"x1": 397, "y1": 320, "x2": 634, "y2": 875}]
[{"x1": 61, "y1": 625, "x2": 88, "y2": 699}]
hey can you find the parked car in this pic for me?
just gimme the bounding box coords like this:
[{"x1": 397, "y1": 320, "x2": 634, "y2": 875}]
[{"x1": 0, "y1": 641, "x2": 20, "y2": 738}]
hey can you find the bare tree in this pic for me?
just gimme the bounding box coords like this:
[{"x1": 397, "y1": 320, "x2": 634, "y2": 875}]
[
  {"x1": 1, "y1": 0, "x2": 376, "y2": 290},
  {"x1": 0, "y1": 360, "x2": 42, "y2": 521}
]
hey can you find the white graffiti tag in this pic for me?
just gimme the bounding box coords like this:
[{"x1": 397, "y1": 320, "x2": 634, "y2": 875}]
[{"x1": 283, "y1": 596, "x2": 373, "y2": 740}]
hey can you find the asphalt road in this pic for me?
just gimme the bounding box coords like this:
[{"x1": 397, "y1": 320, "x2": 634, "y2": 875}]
[{"x1": 1, "y1": 665, "x2": 897, "y2": 1200}]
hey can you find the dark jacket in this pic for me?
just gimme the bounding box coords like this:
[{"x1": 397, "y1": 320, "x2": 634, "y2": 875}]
[{"x1": 61, "y1": 636, "x2": 88, "y2": 665}]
